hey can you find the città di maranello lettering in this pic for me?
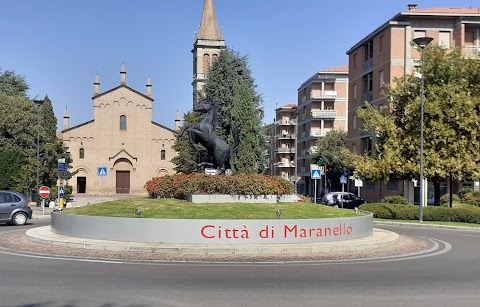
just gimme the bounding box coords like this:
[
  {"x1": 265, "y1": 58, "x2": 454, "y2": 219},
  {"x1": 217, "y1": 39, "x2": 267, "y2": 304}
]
[{"x1": 200, "y1": 223, "x2": 353, "y2": 239}]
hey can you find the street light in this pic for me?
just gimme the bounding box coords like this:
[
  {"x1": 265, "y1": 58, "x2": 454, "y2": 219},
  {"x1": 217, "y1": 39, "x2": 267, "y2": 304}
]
[
  {"x1": 33, "y1": 99, "x2": 44, "y2": 205},
  {"x1": 413, "y1": 36, "x2": 433, "y2": 223}
]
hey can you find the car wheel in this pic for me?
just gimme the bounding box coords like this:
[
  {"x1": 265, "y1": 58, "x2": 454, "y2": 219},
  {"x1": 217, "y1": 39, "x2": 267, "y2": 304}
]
[
  {"x1": 333, "y1": 204, "x2": 339, "y2": 208},
  {"x1": 12, "y1": 212, "x2": 28, "y2": 226}
]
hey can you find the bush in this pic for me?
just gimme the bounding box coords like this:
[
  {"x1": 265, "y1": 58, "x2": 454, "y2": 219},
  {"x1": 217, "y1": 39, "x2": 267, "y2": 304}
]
[
  {"x1": 440, "y1": 194, "x2": 460, "y2": 206},
  {"x1": 463, "y1": 191, "x2": 480, "y2": 207},
  {"x1": 358, "y1": 204, "x2": 394, "y2": 219},
  {"x1": 45, "y1": 185, "x2": 73, "y2": 203},
  {"x1": 381, "y1": 195, "x2": 408, "y2": 205},
  {"x1": 145, "y1": 174, "x2": 295, "y2": 199},
  {"x1": 458, "y1": 188, "x2": 473, "y2": 200},
  {"x1": 359, "y1": 203, "x2": 480, "y2": 224}
]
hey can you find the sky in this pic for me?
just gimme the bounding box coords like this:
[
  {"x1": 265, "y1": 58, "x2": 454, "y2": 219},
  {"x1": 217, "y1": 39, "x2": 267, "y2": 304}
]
[{"x1": 1, "y1": 0, "x2": 477, "y2": 131}]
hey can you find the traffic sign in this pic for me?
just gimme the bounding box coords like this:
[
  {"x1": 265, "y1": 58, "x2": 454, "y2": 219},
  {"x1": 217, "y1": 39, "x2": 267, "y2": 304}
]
[
  {"x1": 39, "y1": 186, "x2": 50, "y2": 198},
  {"x1": 59, "y1": 186, "x2": 65, "y2": 198},
  {"x1": 97, "y1": 167, "x2": 108, "y2": 177},
  {"x1": 311, "y1": 169, "x2": 322, "y2": 179},
  {"x1": 340, "y1": 176, "x2": 347, "y2": 184},
  {"x1": 354, "y1": 179, "x2": 363, "y2": 187}
]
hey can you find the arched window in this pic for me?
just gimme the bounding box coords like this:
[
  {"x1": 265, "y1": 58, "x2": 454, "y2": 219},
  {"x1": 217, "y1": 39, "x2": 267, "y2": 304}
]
[
  {"x1": 79, "y1": 148, "x2": 85, "y2": 159},
  {"x1": 161, "y1": 150, "x2": 166, "y2": 160},
  {"x1": 203, "y1": 54, "x2": 210, "y2": 72},
  {"x1": 212, "y1": 54, "x2": 218, "y2": 63},
  {"x1": 120, "y1": 115, "x2": 127, "y2": 130}
]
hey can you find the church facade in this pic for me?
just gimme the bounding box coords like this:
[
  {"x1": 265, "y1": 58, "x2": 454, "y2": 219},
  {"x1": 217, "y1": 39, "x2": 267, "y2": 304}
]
[{"x1": 61, "y1": 65, "x2": 179, "y2": 195}]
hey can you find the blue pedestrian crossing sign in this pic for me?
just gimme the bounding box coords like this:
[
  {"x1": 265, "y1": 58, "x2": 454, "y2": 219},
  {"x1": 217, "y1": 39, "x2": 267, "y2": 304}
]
[
  {"x1": 97, "y1": 167, "x2": 108, "y2": 177},
  {"x1": 340, "y1": 175, "x2": 347, "y2": 184},
  {"x1": 311, "y1": 169, "x2": 322, "y2": 179},
  {"x1": 59, "y1": 186, "x2": 65, "y2": 198}
]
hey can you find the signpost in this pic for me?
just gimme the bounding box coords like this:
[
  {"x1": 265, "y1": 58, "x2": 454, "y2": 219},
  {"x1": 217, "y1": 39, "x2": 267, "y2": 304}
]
[
  {"x1": 354, "y1": 179, "x2": 363, "y2": 197},
  {"x1": 97, "y1": 167, "x2": 108, "y2": 202},
  {"x1": 340, "y1": 176, "x2": 347, "y2": 192},
  {"x1": 311, "y1": 169, "x2": 322, "y2": 204},
  {"x1": 38, "y1": 186, "x2": 50, "y2": 216}
]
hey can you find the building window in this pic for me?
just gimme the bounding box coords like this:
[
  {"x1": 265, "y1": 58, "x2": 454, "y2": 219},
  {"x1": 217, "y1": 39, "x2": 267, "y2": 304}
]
[
  {"x1": 366, "y1": 180, "x2": 375, "y2": 190},
  {"x1": 161, "y1": 150, "x2": 166, "y2": 160},
  {"x1": 203, "y1": 54, "x2": 210, "y2": 72},
  {"x1": 379, "y1": 70, "x2": 385, "y2": 88},
  {"x1": 212, "y1": 54, "x2": 218, "y2": 62},
  {"x1": 352, "y1": 144, "x2": 356, "y2": 154},
  {"x1": 414, "y1": 30, "x2": 426, "y2": 39},
  {"x1": 353, "y1": 114, "x2": 357, "y2": 129},
  {"x1": 439, "y1": 31, "x2": 450, "y2": 49},
  {"x1": 387, "y1": 180, "x2": 399, "y2": 191},
  {"x1": 353, "y1": 53, "x2": 357, "y2": 68},
  {"x1": 79, "y1": 148, "x2": 85, "y2": 159},
  {"x1": 379, "y1": 35, "x2": 384, "y2": 53},
  {"x1": 120, "y1": 115, "x2": 127, "y2": 130},
  {"x1": 353, "y1": 84, "x2": 357, "y2": 99}
]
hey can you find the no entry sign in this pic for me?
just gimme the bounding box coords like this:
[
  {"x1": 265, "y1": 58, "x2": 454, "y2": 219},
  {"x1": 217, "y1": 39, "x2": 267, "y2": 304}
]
[{"x1": 39, "y1": 186, "x2": 50, "y2": 198}]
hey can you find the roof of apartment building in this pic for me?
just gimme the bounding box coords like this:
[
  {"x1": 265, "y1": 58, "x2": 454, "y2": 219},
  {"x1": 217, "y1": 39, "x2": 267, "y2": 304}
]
[
  {"x1": 297, "y1": 65, "x2": 349, "y2": 90},
  {"x1": 346, "y1": 4, "x2": 480, "y2": 54},
  {"x1": 321, "y1": 65, "x2": 349, "y2": 73},
  {"x1": 275, "y1": 103, "x2": 297, "y2": 111}
]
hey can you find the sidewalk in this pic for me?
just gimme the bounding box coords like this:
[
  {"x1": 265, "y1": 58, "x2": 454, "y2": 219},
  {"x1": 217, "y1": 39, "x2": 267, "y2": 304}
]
[{"x1": 31, "y1": 195, "x2": 133, "y2": 219}]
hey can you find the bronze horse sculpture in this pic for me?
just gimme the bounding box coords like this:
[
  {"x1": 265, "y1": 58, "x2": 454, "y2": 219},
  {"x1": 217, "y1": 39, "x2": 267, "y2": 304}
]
[{"x1": 178, "y1": 99, "x2": 240, "y2": 173}]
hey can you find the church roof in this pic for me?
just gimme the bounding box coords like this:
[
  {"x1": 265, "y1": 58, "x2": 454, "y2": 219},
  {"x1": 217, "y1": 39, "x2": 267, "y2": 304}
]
[
  {"x1": 62, "y1": 119, "x2": 94, "y2": 133},
  {"x1": 151, "y1": 121, "x2": 176, "y2": 133},
  {"x1": 92, "y1": 84, "x2": 154, "y2": 101},
  {"x1": 198, "y1": 0, "x2": 222, "y2": 40}
]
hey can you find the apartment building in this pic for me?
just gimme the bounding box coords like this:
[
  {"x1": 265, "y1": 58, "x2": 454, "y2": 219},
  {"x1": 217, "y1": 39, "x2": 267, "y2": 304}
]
[
  {"x1": 272, "y1": 104, "x2": 297, "y2": 184},
  {"x1": 296, "y1": 66, "x2": 349, "y2": 197},
  {"x1": 346, "y1": 4, "x2": 480, "y2": 203}
]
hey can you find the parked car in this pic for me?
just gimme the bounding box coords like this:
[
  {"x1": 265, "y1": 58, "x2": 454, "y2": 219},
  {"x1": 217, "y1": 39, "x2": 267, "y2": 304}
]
[
  {"x1": 320, "y1": 192, "x2": 367, "y2": 209},
  {"x1": 0, "y1": 190, "x2": 33, "y2": 225}
]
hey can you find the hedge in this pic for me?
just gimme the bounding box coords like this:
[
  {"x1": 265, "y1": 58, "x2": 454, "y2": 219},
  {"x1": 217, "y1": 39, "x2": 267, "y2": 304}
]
[
  {"x1": 145, "y1": 173, "x2": 295, "y2": 199},
  {"x1": 358, "y1": 203, "x2": 480, "y2": 224}
]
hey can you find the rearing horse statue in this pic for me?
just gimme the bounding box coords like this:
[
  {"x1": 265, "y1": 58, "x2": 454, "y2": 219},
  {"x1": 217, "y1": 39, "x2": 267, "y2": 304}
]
[{"x1": 178, "y1": 99, "x2": 240, "y2": 173}]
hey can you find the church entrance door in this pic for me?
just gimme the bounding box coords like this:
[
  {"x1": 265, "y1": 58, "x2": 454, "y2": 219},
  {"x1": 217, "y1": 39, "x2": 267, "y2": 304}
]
[
  {"x1": 116, "y1": 171, "x2": 130, "y2": 194},
  {"x1": 77, "y1": 177, "x2": 86, "y2": 193}
]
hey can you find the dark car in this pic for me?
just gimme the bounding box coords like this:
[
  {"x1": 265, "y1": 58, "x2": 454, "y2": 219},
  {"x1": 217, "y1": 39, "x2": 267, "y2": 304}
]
[
  {"x1": 320, "y1": 192, "x2": 367, "y2": 209},
  {"x1": 0, "y1": 190, "x2": 33, "y2": 225}
]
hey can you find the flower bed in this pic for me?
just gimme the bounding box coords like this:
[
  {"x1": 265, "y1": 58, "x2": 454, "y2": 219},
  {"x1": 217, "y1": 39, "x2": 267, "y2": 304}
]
[{"x1": 145, "y1": 173, "x2": 294, "y2": 199}]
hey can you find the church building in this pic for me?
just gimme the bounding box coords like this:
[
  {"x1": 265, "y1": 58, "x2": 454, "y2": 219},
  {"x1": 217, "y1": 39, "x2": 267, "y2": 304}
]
[{"x1": 61, "y1": 65, "x2": 180, "y2": 195}]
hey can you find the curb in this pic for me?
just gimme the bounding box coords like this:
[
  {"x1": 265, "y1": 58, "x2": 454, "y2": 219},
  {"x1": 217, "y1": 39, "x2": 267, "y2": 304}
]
[
  {"x1": 26, "y1": 226, "x2": 399, "y2": 255},
  {"x1": 374, "y1": 221, "x2": 480, "y2": 231}
]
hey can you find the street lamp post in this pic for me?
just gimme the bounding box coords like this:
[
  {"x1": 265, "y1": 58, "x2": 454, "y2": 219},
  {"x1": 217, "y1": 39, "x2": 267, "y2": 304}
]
[
  {"x1": 33, "y1": 99, "x2": 44, "y2": 205},
  {"x1": 413, "y1": 37, "x2": 433, "y2": 223}
]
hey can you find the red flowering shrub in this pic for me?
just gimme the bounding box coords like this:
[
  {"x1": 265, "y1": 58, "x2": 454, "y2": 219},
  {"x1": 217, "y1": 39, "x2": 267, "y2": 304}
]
[{"x1": 145, "y1": 173, "x2": 294, "y2": 199}]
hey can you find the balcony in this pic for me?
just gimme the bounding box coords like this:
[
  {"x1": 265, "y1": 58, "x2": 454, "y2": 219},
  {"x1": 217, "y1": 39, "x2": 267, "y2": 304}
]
[
  {"x1": 274, "y1": 133, "x2": 296, "y2": 139},
  {"x1": 275, "y1": 148, "x2": 296, "y2": 154},
  {"x1": 311, "y1": 110, "x2": 337, "y2": 119},
  {"x1": 310, "y1": 90, "x2": 337, "y2": 100},
  {"x1": 362, "y1": 58, "x2": 374, "y2": 73},
  {"x1": 274, "y1": 162, "x2": 295, "y2": 168},
  {"x1": 310, "y1": 129, "x2": 332, "y2": 137},
  {"x1": 462, "y1": 46, "x2": 480, "y2": 59},
  {"x1": 301, "y1": 96, "x2": 307, "y2": 105},
  {"x1": 275, "y1": 120, "x2": 296, "y2": 126},
  {"x1": 361, "y1": 91, "x2": 373, "y2": 104}
]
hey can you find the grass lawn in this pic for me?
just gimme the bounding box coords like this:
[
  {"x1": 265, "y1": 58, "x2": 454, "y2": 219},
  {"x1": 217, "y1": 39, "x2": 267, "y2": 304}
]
[
  {"x1": 64, "y1": 197, "x2": 361, "y2": 219},
  {"x1": 375, "y1": 218, "x2": 480, "y2": 228}
]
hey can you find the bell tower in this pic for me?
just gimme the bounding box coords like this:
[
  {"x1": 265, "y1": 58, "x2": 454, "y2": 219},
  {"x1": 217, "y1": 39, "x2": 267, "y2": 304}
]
[{"x1": 192, "y1": 0, "x2": 225, "y2": 106}]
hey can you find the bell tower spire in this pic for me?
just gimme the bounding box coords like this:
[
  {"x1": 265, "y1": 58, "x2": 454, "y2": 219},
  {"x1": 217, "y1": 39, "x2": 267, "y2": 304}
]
[
  {"x1": 198, "y1": 0, "x2": 222, "y2": 40},
  {"x1": 192, "y1": 0, "x2": 225, "y2": 106}
]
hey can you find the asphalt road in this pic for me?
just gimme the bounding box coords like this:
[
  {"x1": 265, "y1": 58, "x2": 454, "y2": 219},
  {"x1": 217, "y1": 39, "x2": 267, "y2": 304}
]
[{"x1": 0, "y1": 220, "x2": 479, "y2": 307}]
